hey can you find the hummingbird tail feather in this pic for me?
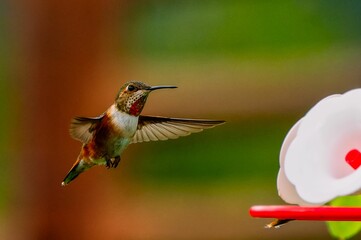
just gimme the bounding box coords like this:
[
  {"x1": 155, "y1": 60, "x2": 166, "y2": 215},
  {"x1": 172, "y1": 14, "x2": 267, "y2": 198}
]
[{"x1": 61, "y1": 159, "x2": 90, "y2": 186}]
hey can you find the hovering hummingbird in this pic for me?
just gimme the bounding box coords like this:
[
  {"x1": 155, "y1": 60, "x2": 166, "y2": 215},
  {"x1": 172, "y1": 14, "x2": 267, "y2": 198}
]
[{"x1": 62, "y1": 81, "x2": 225, "y2": 186}]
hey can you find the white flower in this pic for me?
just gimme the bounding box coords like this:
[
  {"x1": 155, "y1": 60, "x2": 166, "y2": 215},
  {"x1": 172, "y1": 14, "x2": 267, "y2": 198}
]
[{"x1": 278, "y1": 90, "x2": 361, "y2": 205}]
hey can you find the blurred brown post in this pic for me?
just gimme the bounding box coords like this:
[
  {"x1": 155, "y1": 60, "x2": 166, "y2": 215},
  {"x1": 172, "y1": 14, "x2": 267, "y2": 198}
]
[{"x1": 10, "y1": 0, "x2": 129, "y2": 239}]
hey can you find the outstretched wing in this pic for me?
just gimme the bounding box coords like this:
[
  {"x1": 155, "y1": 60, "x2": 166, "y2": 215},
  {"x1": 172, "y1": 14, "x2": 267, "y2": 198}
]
[
  {"x1": 69, "y1": 115, "x2": 104, "y2": 143},
  {"x1": 132, "y1": 115, "x2": 225, "y2": 143}
]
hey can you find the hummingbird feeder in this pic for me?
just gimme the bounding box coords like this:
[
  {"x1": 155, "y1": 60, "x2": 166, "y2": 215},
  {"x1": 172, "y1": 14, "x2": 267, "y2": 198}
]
[{"x1": 250, "y1": 89, "x2": 361, "y2": 227}]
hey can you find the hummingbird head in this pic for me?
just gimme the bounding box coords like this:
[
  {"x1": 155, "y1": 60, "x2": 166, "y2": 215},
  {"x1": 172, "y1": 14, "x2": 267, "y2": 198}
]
[{"x1": 115, "y1": 81, "x2": 177, "y2": 116}]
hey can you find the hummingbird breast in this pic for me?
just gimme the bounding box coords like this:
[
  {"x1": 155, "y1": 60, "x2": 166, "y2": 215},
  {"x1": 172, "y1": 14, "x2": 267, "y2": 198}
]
[
  {"x1": 83, "y1": 104, "x2": 139, "y2": 164},
  {"x1": 108, "y1": 104, "x2": 139, "y2": 136},
  {"x1": 105, "y1": 104, "x2": 139, "y2": 156}
]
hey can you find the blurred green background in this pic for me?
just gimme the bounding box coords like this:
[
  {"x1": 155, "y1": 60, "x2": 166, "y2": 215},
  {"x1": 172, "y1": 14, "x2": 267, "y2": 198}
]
[
  {"x1": 1, "y1": 0, "x2": 361, "y2": 239},
  {"x1": 0, "y1": 0, "x2": 11, "y2": 214}
]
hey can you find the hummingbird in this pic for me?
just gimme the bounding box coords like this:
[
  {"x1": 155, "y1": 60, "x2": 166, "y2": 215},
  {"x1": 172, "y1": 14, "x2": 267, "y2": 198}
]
[{"x1": 62, "y1": 81, "x2": 225, "y2": 186}]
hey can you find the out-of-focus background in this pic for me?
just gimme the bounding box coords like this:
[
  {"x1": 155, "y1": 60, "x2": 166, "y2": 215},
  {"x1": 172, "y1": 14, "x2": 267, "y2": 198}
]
[{"x1": 1, "y1": 0, "x2": 361, "y2": 239}]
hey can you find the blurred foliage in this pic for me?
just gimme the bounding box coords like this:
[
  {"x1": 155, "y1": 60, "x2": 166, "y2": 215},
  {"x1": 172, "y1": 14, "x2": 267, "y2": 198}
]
[
  {"x1": 127, "y1": 0, "x2": 361, "y2": 59},
  {"x1": 0, "y1": 1, "x2": 10, "y2": 212},
  {"x1": 327, "y1": 196, "x2": 361, "y2": 239}
]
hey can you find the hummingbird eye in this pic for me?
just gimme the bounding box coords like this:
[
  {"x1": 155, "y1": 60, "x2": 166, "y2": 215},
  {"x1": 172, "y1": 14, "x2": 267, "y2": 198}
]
[{"x1": 127, "y1": 85, "x2": 137, "y2": 92}]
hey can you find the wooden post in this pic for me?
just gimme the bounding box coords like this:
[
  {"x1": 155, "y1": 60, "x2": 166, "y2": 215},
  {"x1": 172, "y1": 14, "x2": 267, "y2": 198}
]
[{"x1": 10, "y1": 0, "x2": 129, "y2": 239}]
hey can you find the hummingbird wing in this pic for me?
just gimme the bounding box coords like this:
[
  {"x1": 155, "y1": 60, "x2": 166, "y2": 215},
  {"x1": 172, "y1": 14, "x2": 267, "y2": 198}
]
[
  {"x1": 132, "y1": 115, "x2": 225, "y2": 143},
  {"x1": 69, "y1": 115, "x2": 104, "y2": 143}
]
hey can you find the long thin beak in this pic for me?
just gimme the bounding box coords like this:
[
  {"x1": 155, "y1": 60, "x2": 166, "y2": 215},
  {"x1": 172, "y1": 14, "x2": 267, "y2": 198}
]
[{"x1": 149, "y1": 85, "x2": 177, "y2": 91}]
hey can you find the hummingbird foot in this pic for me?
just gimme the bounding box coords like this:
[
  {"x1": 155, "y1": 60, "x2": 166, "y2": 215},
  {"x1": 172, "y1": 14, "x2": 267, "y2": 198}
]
[
  {"x1": 105, "y1": 156, "x2": 121, "y2": 169},
  {"x1": 112, "y1": 156, "x2": 121, "y2": 168},
  {"x1": 105, "y1": 158, "x2": 112, "y2": 169}
]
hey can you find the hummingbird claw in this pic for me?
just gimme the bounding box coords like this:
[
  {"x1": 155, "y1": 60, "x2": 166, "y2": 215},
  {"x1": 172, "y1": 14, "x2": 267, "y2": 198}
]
[
  {"x1": 105, "y1": 156, "x2": 121, "y2": 169},
  {"x1": 112, "y1": 156, "x2": 121, "y2": 168},
  {"x1": 105, "y1": 158, "x2": 112, "y2": 169}
]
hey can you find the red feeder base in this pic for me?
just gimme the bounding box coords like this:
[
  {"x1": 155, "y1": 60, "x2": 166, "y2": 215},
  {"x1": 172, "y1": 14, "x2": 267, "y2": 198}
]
[{"x1": 250, "y1": 205, "x2": 361, "y2": 221}]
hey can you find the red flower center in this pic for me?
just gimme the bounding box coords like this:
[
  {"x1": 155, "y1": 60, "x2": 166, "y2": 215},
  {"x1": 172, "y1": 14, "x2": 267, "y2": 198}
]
[{"x1": 345, "y1": 149, "x2": 361, "y2": 170}]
